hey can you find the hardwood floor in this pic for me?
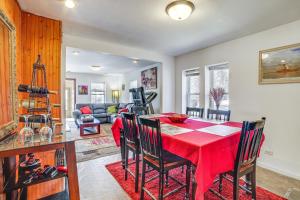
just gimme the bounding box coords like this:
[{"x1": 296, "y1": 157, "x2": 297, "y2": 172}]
[{"x1": 77, "y1": 154, "x2": 300, "y2": 200}]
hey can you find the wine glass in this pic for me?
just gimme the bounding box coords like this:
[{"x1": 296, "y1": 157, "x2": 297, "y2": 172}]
[
  {"x1": 39, "y1": 114, "x2": 53, "y2": 142},
  {"x1": 19, "y1": 115, "x2": 34, "y2": 143}
]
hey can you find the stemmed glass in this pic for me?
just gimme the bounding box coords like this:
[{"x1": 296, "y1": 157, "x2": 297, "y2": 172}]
[
  {"x1": 39, "y1": 114, "x2": 53, "y2": 142},
  {"x1": 19, "y1": 115, "x2": 34, "y2": 143}
]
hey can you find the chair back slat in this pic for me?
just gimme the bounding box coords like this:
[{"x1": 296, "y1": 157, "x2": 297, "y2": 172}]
[
  {"x1": 186, "y1": 107, "x2": 204, "y2": 118},
  {"x1": 132, "y1": 106, "x2": 148, "y2": 116},
  {"x1": 137, "y1": 117, "x2": 163, "y2": 161},
  {"x1": 207, "y1": 109, "x2": 231, "y2": 121},
  {"x1": 235, "y1": 117, "x2": 265, "y2": 170},
  {"x1": 121, "y1": 113, "x2": 138, "y2": 146}
]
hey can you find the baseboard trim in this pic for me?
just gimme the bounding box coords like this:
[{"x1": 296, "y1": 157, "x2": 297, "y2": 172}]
[{"x1": 257, "y1": 161, "x2": 300, "y2": 181}]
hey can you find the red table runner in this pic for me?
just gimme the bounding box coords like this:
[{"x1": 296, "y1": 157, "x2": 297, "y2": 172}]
[{"x1": 111, "y1": 114, "x2": 264, "y2": 200}]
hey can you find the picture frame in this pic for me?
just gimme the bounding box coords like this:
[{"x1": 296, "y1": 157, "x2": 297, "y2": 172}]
[
  {"x1": 78, "y1": 85, "x2": 88, "y2": 95},
  {"x1": 0, "y1": 9, "x2": 18, "y2": 141},
  {"x1": 141, "y1": 67, "x2": 157, "y2": 90},
  {"x1": 259, "y1": 43, "x2": 300, "y2": 84}
]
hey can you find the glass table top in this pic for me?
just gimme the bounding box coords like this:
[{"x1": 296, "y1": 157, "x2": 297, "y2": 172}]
[{"x1": 0, "y1": 126, "x2": 78, "y2": 153}]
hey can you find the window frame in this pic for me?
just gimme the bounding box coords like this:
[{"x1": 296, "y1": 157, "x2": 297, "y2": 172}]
[
  {"x1": 91, "y1": 82, "x2": 106, "y2": 104},
  {"x1": 208, "y1": 64, "x2": 229, "y2": 110},
  {"x1": 185, "y1": 69, "x2": 201, "y2": 108}
]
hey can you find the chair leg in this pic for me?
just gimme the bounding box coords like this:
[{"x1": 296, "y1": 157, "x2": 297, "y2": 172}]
[
  {"x1": 134, "y1": 151, "x2": 139, "y2": 192},
  {"x1": 140, "y1": 161, "x2": 146, "y2": 200},
  {"x1": 120, "y1": 132, "x2": 125, "y2": 169},
  {"x1": 185, "y1": 163, "x2": 191, "y2": 199},
  {"x1": 233, "y1": 177, "x2": 239, "y2": 200},
  {"x1": 124, "y1": 146, "x2": 129, "y2": 181},
  {"x1": 158, "y1": 170, "x2": 164, "y2": 200},
  {"x1": 251, "y1": 170, "x2": 257, "y2": 200},
  {"x1": 219, "y1": 174, "x2": 223, "y2": 192},
  {"x1": 181, "y1": 165, "x2": 184, "y2": 173},
  {"x1": 165, "y1": 171, "x2": 169, "y2": 187}
]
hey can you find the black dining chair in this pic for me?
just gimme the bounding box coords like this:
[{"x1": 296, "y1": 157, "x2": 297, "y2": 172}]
[
  {"x1": 137, "y1": 117, "x2": 191, "y2": 200},
  {"x1": 207, "y1": 109, "x2": 231, "y2": 121},
  {"x1": 186, "y1": 107, "x2": 204, "y2": 118},
  {"x1": 132, "y1": 106, "x2": 148, "y2": 115},
  {"x1": 211, "y1": 117, "x2": 266, "y2": 200},
  {"x1": 121, "y1": 112, "x2": 140, "y2": 192}
]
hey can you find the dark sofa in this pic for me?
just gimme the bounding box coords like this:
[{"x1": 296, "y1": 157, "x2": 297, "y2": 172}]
[{"x1": 73, "y1": 103, "x2": 132, "y2": 125}]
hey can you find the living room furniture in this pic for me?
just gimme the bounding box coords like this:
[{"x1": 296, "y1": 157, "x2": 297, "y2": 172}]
[
  {"x1": 212, "y1": 117, "x2": 266, "y2": 200},
  {"x1": 112, "y1": 113, "x2": 265, "y2": 200},
  {"x1": 186, "y1": 107, "x2": 204, "y2": 118},
  {"x1": 73, "y1": 103, "x2": 132, "y2": 125},
  {"x1": 207, "y1": 109, "x2": 231, "y2": 121},
  {"x1": 0, "y1": 126, "x2": 80, "y2": 200},
  {"x1": 137, "y1": 117, "x2": 191, "y2": 200},
  {"x1": 76, "y1": 118, "x2": 101, "y2": 136},
  {"x1": 121, "y1": 113, "x2": 140, "y2": 192}
]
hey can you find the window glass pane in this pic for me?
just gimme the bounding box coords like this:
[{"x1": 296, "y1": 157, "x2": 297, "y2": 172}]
[
  {"x1": 188, "y1": 94, "x2": 200, "y2": 107},
  {"x1": 212, "y1": 69, "x2": 229, "y2": 92},
  {"x1": 189, "y1": 76, "x2": 200, "y2": 93},
  {"x1": 209, "y1": 65, "x2": 229, "y2": 109},
  {"x1": 129, "y1": 80, "x2": 138, "y2": 89},
  {"x1": 91, "y1": 82, "x2": 105, "y2": 103},
  {"x1": 185, "y1": 70, "x2": 200, "y2": 108}
]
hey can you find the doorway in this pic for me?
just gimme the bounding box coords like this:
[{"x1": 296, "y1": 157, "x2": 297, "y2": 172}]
[{"x1": 65, "y1": 79, "x2": 76, "y2": 118}]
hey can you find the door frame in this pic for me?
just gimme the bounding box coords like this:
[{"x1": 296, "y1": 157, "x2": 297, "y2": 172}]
[{"x1": 65, "y1": 78, "x2": 76, "y2": 115}]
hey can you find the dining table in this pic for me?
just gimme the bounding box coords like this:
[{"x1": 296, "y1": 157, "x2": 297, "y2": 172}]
[{"x1": 111, "y1": 113, "x2": 264, "y2": 200}]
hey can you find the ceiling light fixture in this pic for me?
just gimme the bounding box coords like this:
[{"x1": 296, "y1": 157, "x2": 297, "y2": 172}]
[
  {"x1": 90, "y1": 65, "x2": 102, "y2": 71},
  {"x1": 166, "y1": 0, "x2": 195, "y2": 21},
  {"x1": 133, "y1": 60, "x2": 138, "y2": 64},
  {"x1": 72, "y1": 50, "x2": 80, "y2": 55},
  {"x1": 65, "y1": 0, "x2": 75, "y2": 8}
]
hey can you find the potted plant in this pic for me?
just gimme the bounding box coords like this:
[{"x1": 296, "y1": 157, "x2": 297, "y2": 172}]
[{"x1": 209, "y1": 87, "x2": 225, "y2": 110}]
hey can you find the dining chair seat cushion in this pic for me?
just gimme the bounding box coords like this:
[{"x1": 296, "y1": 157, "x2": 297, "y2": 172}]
[{"x1": 144, "y1": 150, "x2": 188, "y2": 170}]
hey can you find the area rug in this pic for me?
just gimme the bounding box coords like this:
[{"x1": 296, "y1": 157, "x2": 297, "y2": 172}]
[
  {"x1": 66, "y1": 119, "x2": 120, "y2": 162},
  {"x1": 106, "y1": 161, "x2": 286, "y2": 200}
]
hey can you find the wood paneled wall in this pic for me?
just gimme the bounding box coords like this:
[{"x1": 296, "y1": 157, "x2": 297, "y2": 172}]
[
  {"x1": 21, "y1": 12, "x2": 62, "y2": 119},
  {"x1": 1, "y1": 1, "x2": 63, "y2": 199}
]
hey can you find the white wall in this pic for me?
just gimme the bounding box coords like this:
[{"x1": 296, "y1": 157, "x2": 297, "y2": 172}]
[
  {"x1": 65, "y1": 72, "x2": 124, "y2": 104},
  {"x1": 175, "y1": 20, "x2": 300, "y2": 179},
  {"x1": 123, "y1": 63, "x2": 162, "y2": 113},
  {"x1": 61, "y1": 33, "x2": 175, "y2": 116}
]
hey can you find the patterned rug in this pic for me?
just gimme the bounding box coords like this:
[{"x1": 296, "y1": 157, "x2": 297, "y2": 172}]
[
  {"x1": 67, "y1": 119, "x2": 120, "y2": 162},
  {"x1": 106, "y1": 161, "x2": 287, "y2": 200}
]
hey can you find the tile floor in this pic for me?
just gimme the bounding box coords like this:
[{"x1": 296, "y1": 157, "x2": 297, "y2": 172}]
[{"x1": 77, "y1": 154, "x2": 300, "y2": 200}]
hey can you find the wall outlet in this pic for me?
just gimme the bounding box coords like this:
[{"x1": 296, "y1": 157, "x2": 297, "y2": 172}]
[{"x1": 264, "y1": 150, "x2": 274, "y2": 156}]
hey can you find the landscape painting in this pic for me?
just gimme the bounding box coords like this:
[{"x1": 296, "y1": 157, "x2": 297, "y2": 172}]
[
  {"x1": 141, "y1": 67, "x2": 157, "y2": 90},
  {"x1": 259, "y1": 43, "x2": 300, "y2": 84}
]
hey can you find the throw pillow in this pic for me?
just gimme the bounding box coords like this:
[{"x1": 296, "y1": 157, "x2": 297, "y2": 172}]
[
  {"x1": 80, "y1": 106, "x2": 92, "y2": 114},
  {"x1": 107, "y1": 105, "x2": 117, "y2": 114},
  {"x1": 118, "y1": 108, "x2": 129, "y2": 114}
]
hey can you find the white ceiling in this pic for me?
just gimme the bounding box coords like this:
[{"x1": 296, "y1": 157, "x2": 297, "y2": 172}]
[
  {"x1": 66, "y1": 47, "x2": 158, "y2": 74},
  {"x1": 19, "y1": 0, "x2": 300, "y2": 56}
]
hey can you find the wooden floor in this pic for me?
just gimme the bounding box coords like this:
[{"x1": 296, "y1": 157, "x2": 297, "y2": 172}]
[{"x1": 76, "y1": 154, "x2": 300, "y2": 200}]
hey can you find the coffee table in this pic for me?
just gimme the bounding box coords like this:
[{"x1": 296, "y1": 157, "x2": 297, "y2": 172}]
[{"x1": 76, "y1": 118, "x2": 101, "y2": 136}]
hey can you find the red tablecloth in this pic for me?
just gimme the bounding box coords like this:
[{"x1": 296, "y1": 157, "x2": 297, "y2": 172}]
[{"x1": 111, "y1": 114, "x2": 264, "y2": 200}]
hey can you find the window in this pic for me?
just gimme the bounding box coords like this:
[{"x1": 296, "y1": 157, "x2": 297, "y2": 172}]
[
  {"x1": 129, "y1": 80, "x2": 138, "y2": 102},
  {"x1": 208, "y1": 64, "x2": 229, "y2": 110},
  {"x1": 91, "y1": 82, "x2": 106, "y2": 103},
  {"x1": 186, "y1": 69, "x2": 200, "y2": 107},
  {"x1": 129, "y1": 80, "x2": 138, "y2": 89}
]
